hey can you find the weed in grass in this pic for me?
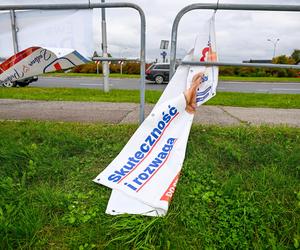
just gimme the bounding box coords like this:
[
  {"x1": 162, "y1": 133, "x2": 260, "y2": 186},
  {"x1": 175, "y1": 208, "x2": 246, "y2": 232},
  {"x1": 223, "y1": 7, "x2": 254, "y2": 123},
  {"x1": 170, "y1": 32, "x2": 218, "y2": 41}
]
[{"x1": 62, "y1": 191, "x2": 99, "y2": 226}]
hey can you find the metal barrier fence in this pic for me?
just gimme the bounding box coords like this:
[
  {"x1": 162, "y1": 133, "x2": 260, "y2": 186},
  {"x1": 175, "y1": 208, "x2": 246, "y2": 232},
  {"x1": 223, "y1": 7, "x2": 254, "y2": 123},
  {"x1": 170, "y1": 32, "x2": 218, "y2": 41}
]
[
  {"x1": 2, "y1": 2, "x2": 300, "y2": 123},
  {"x1": 170, "y1": 3, "x2": 300, "y2": 77},
  {"x1": 0, "y1": 2, "x2": 146, "y2": 123}
]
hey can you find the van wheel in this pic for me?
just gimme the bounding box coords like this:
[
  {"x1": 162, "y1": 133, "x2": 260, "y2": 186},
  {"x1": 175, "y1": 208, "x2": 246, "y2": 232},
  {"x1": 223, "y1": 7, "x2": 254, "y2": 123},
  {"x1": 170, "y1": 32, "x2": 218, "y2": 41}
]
[{"x1": 154, "y1": 75, "x2": 164, "y2": 84}]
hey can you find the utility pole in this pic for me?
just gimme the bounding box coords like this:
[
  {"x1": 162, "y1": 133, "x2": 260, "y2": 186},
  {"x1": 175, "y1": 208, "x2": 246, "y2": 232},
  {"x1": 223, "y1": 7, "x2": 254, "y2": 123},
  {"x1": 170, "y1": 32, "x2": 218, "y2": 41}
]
[
  {"x1": 10, "y1": 10, "x2": 19, "y2": 53},
  {"x1": 101, "y1": 0, "x2": 109, "y2": 92},
  {"x1": 267, "y1": 38, "x2": 280, "y2": 59}
]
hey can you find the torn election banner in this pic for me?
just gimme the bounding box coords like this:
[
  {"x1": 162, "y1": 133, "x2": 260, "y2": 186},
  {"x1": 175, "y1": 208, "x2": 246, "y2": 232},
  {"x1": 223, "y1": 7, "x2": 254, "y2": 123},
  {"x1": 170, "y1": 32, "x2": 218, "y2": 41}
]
[
  {"x1": 0, "y1": 47, "x2": 88, "y2": 86},
  {"x1": 94, "y1": 13, "x2": 218, "y2": 216},
  {"x1": 0, "y1": 10, "x2": 94, "y2": 59}
]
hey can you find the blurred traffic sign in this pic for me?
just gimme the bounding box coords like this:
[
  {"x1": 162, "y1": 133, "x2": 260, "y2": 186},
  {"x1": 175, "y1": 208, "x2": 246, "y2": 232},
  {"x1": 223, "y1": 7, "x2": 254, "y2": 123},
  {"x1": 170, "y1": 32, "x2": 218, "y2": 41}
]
[
  {"x1": 160, "y1": 40, "x2": 169, "y2": 50},
  {"x1": 161, "y1": 51, "x2": 167, "y2": 57},
  {"x1": 161, "y1": 51, "x2": 167, "y2": 62}
]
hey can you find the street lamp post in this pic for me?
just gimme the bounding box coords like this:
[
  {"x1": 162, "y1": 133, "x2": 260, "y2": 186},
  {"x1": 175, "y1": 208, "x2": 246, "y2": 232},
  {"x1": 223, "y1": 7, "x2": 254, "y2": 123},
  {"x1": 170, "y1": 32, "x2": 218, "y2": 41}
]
[{"x1": 267, "y1": 38, "x2": 280, "y2": 59}]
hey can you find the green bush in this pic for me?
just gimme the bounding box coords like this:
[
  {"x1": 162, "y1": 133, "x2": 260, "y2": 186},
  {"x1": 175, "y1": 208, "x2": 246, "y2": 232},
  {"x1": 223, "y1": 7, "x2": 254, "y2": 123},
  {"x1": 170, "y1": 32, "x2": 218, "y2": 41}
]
[
  {"x1": 287, "y1": 69, "x2": 298, "y2": 77},
  {"x1": 122, "y1": 62, "x2": 140, "y2": 74},
  {"x1": 219, "y1": 66, "x2": 298, "y2": 78},
  {"x1": 238, "y1": 67, "x2": 256, "y2": 77},
  {"x1": 219, "y1": 66, "x2": 235, "y2": 76},
  {"x1": 256, "y1": 70, "x2": 267, "y2": 77},
  {"x1": 109, "y1": 63, "x2": 120, "y2": 74},
  {"x1": 276, "y1": 69, "x2": 288, "y2": 77},
  {"x1": 69, "y1": 56, "x2": 298, "y2": 77},
  {"x1": 71, "y1": 63, "x2": 100, "y2": 74},
  {"x1": 70, "y1": 62, "x2": 147, "y2": 75},
  {"x1": 218, "y1": 52, "x2": 299, "y2": 77}
]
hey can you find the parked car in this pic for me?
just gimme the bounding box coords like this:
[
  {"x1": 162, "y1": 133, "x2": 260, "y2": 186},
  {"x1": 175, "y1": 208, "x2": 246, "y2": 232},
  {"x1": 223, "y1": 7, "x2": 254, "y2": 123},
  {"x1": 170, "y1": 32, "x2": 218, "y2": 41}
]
[
  {"x1": 2, "y1": 76, "x2": 38, "y2": 87},
  {"x1": 145, "y1": 63, "x2": 170, "y2": 84}
]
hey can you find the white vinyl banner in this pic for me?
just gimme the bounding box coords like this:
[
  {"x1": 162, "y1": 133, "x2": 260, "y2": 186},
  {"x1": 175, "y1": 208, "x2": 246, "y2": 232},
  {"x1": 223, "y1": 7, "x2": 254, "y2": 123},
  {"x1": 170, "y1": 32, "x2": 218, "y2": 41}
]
[
  {"x1": 0, "y1": 47, "x2": 88, "y2": 86},
  {"x1": 0, "y1": 9, "x2": 93, "y2": 58},
  {"x1": 94, "y1": 14, "x2": 218, "y2": 217}
]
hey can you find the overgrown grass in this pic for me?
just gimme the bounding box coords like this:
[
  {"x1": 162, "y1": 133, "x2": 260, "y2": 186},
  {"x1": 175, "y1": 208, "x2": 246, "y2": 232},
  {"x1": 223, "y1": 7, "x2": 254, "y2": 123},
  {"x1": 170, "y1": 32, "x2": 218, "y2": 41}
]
[
  {"x1": 1, "y1": 87, "x2": 300, "y2": 109},
  {"x1": 0, "y1": 121, "x2": 299, "y2": 249},
  {"x1": 43, "y1": 73, "x2": 300, "y2": 82}
]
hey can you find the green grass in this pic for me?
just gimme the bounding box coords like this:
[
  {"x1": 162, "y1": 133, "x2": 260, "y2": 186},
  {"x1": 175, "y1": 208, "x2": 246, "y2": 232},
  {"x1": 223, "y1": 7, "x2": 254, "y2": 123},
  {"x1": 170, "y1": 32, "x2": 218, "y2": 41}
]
[
  {"x1": 207, "y1": 92, "x2": 300, "y2": 108},
  {"x1": 1, "y1": 87, "x2": 300, "y2": 109},
  {"x1": 44, "y1": 72, "x2": 140, "y2": 78},
  {"x1": 0, "y1": 121, "x2": 299, "y2": 249},
  {"x1": 219, "y1": 76, "x2": 300, "y2": 82},
  {"x1": 43, "y1": 73, "x2": 300, "y2": 82},
  {"x1": 0, "y1": 87, "x2": 161, "y2": 104}
]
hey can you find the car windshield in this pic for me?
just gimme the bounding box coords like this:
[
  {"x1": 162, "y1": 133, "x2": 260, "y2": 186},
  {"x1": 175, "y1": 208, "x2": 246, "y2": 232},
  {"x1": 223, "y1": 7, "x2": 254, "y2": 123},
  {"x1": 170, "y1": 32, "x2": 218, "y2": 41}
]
[
  {"x1": 146, "y1": 64, "x2": 155, "y2": 71},
  {"x1": 155, "y1": 64, "x2": 170, "y2": 70}
]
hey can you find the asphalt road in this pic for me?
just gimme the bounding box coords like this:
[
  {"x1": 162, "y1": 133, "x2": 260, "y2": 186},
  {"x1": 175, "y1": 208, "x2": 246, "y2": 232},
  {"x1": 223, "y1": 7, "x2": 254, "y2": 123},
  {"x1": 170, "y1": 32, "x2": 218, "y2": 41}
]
[{"x1": 31, "y1": 77, "x2": 300, "y2": 94}]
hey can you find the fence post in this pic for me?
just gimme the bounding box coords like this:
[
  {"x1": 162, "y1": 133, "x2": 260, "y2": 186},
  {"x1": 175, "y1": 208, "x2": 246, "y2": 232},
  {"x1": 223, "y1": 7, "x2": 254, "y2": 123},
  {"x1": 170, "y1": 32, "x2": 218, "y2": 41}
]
[{"x1": 9, "y1": 10, "x2": 19, "y2": 53}]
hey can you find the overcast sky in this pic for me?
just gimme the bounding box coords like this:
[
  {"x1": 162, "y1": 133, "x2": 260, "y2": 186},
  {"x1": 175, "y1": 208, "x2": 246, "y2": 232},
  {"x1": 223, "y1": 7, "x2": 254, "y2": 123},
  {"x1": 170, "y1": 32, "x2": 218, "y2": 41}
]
[
  {"x1": 1, "y1": 0, "x2": 300, "y2": 62},
  {"x1": 99, "y1": 0, "x2": 300, "y2": 62}
]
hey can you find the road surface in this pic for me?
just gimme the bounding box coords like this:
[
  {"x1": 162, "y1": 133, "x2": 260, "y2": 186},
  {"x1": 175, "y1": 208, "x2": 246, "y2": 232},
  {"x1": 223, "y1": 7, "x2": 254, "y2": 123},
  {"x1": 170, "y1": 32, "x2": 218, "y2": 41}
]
[{"x1": 31, "y1": 76, "x2": 300, "y2": 94}]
